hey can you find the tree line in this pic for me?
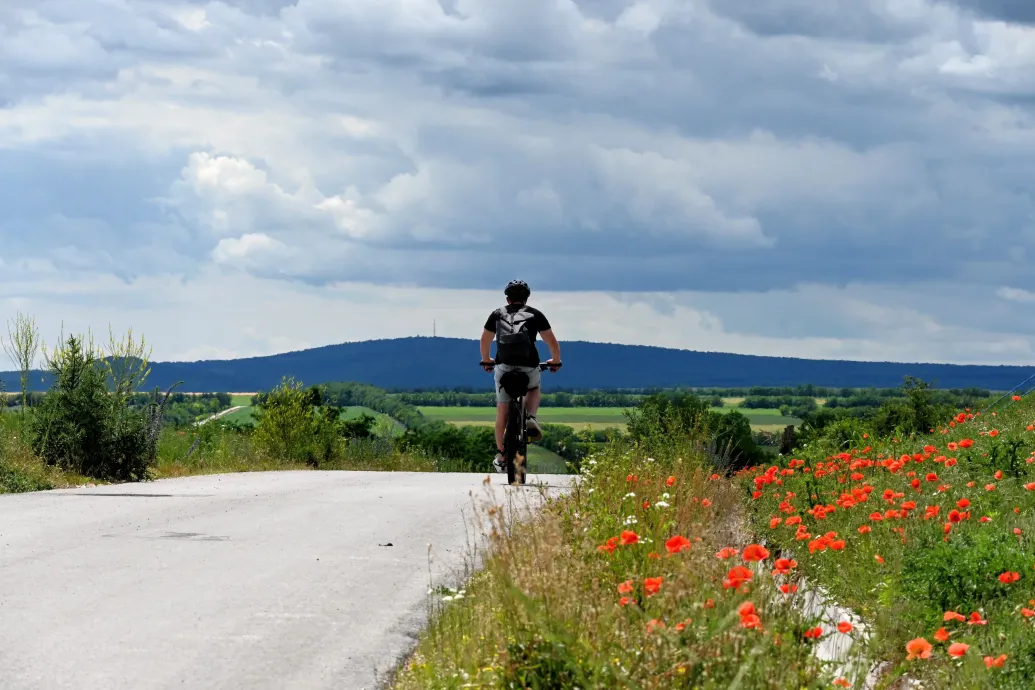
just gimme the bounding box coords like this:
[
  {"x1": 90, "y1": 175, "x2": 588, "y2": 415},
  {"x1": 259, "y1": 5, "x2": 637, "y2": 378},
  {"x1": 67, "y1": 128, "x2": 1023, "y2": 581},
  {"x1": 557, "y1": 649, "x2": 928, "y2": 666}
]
[{"x1": 392, "y1": 390, "x2": 647, "y2": 408}]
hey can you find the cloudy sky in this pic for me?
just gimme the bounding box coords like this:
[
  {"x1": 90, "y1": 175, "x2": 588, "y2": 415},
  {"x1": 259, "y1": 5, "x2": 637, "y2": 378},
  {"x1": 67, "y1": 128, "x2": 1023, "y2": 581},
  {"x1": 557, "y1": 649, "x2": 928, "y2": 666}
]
[{"x1": 3, "y1": 0, "x2": 1035, "y2": 365}]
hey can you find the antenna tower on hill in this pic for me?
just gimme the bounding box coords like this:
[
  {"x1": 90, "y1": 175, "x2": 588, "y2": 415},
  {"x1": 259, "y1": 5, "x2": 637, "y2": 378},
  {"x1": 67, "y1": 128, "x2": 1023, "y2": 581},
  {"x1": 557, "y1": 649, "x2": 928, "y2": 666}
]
[{"x1": 433, "y1": 319, "x2": 436, "y2": 337}]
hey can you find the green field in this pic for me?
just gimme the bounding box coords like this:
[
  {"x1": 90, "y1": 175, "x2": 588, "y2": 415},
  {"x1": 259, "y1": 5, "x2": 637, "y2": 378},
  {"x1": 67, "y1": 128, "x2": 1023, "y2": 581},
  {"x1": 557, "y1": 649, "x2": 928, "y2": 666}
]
[
  {"x1": 340, "y1": 406, "x2": 406, "y2": 436},
  {"x1": 418, "y1": 406, "x2": 628, "y2": 431},
  {"x1": 417, "y1": 406, "x2": 800, "y2": 432}
]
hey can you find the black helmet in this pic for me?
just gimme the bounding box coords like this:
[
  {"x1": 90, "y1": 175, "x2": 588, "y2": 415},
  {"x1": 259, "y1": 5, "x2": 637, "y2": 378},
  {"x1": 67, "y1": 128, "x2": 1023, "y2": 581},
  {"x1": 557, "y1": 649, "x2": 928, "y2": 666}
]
[{"x1": 504, "y1": 279, "x2": 530, "y2": 301}]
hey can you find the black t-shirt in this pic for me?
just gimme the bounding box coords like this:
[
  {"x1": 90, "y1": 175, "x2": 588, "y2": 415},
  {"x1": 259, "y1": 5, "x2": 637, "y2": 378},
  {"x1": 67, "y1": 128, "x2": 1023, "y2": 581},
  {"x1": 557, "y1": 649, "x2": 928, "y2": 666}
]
[{"x1": 484, "y1": 304, "x2": 552, "y2": 367}]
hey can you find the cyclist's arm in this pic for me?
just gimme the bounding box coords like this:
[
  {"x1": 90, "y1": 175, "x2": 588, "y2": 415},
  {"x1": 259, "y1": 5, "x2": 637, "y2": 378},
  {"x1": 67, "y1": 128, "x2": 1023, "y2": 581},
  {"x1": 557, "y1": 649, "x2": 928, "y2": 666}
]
[
  {"x1": 480, "y1": 328, "x2": 495, "y2": 362},
  {"x1": 540, "y1": 329, "x2": 561, "y2": 362}
]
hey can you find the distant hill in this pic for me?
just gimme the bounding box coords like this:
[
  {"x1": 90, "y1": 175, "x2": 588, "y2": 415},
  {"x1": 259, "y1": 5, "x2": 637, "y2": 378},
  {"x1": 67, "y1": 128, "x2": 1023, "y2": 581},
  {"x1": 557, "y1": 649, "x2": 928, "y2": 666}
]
[{"x1": 2, "y1": 337, "x2": 1032, "y2": 393}]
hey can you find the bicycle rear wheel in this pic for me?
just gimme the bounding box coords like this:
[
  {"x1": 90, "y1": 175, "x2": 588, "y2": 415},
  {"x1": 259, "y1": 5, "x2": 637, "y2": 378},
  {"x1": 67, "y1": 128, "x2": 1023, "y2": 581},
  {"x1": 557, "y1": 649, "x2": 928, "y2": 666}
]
[{"x1": 504, "y1": 398, "x2": 527, "y2": 485}]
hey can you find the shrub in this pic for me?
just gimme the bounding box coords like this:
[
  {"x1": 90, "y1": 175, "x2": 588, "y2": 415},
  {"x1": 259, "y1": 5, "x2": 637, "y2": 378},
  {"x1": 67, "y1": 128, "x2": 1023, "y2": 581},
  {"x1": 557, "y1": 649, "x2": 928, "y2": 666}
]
[
  {"x1": 29, "y1": 334, "x2": 166, "y2": 481},
  {"x1": 395, "y1": 422, "x2": 496, "y2": 472},
  {"x1": 252, "y1": 377, "x2": 339, "y2": 467},
  {"x1": 625, "y1": 393, "x2": 766, "y2": 472}
]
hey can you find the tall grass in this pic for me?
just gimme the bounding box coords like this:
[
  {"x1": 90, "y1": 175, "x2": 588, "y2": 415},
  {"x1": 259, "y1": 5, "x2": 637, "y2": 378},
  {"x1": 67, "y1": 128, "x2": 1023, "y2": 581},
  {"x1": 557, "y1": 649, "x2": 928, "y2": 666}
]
[
  {"x1": 394, "y1": 431, "x2": 839, "y2": 689},
  {"x1": 0, "y1": 414, "x2": 89, "y2": 492},
  {"x1": 153, "y1": 423, "x2": 467, "y2": 477}
]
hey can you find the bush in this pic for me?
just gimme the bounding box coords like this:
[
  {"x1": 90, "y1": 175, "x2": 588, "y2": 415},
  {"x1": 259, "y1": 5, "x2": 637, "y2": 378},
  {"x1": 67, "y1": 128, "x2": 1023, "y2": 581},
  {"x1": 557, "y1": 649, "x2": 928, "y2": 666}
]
[
  {"x1": 29, "y1": 335, "x2": 165, "y2": 481},
  {"x1": 252, "y1": 377, "x2": 340, "y2": 467},
  {"x1": 625, "y1": 393, "x2": 766, "y2": 472},
  {"x1": 395, "y1": 422, "x2": 496, "y2": 472}
]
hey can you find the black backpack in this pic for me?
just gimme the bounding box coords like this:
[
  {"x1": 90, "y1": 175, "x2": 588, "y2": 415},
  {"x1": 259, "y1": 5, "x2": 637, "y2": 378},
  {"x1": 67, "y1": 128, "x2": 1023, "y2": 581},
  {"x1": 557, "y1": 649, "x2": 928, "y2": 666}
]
[{"x1": 495, "y1": 307, "x2": 538, "y2": 364}]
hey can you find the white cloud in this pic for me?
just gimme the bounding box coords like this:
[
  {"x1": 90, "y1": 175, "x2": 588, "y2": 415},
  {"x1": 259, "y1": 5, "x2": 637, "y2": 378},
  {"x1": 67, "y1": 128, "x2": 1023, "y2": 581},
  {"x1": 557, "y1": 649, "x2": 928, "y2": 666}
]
[
  {"x1": 211, "y1": 233, "x2": 287, "y2": 265},
  {"x1": 997, "y1": 285, "x2": 1035, "y2": 302}
]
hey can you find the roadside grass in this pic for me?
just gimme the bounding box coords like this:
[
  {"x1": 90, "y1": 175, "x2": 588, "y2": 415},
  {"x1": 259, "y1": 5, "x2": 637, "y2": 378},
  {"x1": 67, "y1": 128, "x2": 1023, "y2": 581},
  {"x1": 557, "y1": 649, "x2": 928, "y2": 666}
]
[
  {"x1": 738, "y1": 401, "x2": 1035, "y2": 688},
  {"x1": 0, "y1": 411, "x2": 478, "y2": 493},
  {"x1": 393, "y1": 438, "x2": 839, "y2": 689},
  {"x1": 0, "y1": 414, "x2": 89, "y2": 492},
  {"x1": 230, "y1": 394, "x2": 253, "y2": 407},
  {"x1": 152, "y1": 426, "x2": 456, "y2": 477}
]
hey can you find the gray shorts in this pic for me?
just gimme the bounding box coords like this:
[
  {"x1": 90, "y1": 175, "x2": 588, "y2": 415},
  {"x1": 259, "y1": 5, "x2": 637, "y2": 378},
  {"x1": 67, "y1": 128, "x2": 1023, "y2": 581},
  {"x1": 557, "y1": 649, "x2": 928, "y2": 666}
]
[{"x1": 494, "y1": 364, "x2": 541, "y2": 404}]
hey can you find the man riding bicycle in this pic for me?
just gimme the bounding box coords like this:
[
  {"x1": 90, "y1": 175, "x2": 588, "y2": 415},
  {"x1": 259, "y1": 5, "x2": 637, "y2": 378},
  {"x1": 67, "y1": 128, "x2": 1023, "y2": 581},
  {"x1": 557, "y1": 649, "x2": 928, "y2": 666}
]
[{"x1": 480, "y1": 280, "x2": 562, "y2": 474}]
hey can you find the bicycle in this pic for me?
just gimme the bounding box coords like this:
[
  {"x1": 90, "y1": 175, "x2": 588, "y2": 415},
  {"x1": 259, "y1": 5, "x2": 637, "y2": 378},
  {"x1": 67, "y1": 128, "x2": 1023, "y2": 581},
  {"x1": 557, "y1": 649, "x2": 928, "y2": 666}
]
[{"x1": 480, "y1": 361, "x2": 562, "y2": 485}]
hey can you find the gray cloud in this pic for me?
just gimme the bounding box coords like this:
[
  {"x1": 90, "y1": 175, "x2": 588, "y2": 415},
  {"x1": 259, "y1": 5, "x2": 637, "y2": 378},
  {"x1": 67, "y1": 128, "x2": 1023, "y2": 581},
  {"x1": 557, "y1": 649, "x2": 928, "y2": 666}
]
[
  {"x1": 3, "y1": 0, "x2": 1035, "y2": 362},
  {"x1": 939, "y1": 0, "x2": 1035, "y2": 23}
]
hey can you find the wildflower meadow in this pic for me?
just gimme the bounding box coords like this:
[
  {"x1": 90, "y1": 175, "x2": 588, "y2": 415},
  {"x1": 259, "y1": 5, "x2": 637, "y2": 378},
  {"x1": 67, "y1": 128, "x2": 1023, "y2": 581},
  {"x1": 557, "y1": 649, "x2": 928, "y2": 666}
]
[{"x1": 396, "y1": 392, "x2": 1035, "y2": 689}]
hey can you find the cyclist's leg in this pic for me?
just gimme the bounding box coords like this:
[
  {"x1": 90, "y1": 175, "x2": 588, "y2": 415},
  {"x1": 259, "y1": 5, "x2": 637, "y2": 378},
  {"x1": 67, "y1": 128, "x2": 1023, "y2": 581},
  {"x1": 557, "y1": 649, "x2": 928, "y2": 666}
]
[
  {"x1": 492, "y1": 366, "x2": 510, "y2": 470},
  {"x1": 523, "y1": 366, "x2": 543, "y2": 441}
]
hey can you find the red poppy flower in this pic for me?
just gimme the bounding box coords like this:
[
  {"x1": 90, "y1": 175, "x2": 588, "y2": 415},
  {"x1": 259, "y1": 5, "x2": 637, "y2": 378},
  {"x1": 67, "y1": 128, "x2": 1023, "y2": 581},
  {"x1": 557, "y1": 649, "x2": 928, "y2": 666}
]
[
  {"x1": 934, "y1": 627, "x2": 950, "y2": 642},
  {"x1": 620, "y1": 530, "x2": 639, "y2": 545},
  {"x1": 948, "y1": 642, "x2": 969, "y2": 658},
  {"x1": 739, "y1": 613, "x2": 762, "y2": 630},
  {"x1": 665, "y1": 535, "x2": 691, "y2": 554},
  {"x1": 723, "y1": 566, "x2": 753, "y2": 590},
  {"x1": 742, "y1": 544, "x2": 770, "y2": 562},
  {"x1": 643, "y1": 576, "x2": 663, "y2": 596},
  {"x1": 906, "y1": 638, "x2": 933, "y2": 660}
]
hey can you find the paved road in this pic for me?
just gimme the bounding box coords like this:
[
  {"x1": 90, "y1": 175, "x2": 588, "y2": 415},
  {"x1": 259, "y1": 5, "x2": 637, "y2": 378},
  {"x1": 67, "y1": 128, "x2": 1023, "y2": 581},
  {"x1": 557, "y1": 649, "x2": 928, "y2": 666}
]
[
  {"x1": 196, "y1": 406, "x2": 245, "y2": 426},
  {"x1": 0, "y1": 471, "x2": 572, "y2": 690}
]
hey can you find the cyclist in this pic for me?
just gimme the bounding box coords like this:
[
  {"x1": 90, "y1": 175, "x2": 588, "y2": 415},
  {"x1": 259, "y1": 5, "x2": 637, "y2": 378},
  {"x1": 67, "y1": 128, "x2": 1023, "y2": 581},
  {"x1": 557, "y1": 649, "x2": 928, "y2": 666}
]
[{"x1": 480, "y1": 280, "x2": 561, "y2": 474}]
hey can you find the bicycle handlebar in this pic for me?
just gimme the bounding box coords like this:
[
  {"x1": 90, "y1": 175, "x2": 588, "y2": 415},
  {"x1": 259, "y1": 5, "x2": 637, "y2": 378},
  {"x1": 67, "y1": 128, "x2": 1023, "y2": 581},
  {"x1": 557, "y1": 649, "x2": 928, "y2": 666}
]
[{"x1": 479, "y1": 361, "x2": 562, "y2": 371}]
